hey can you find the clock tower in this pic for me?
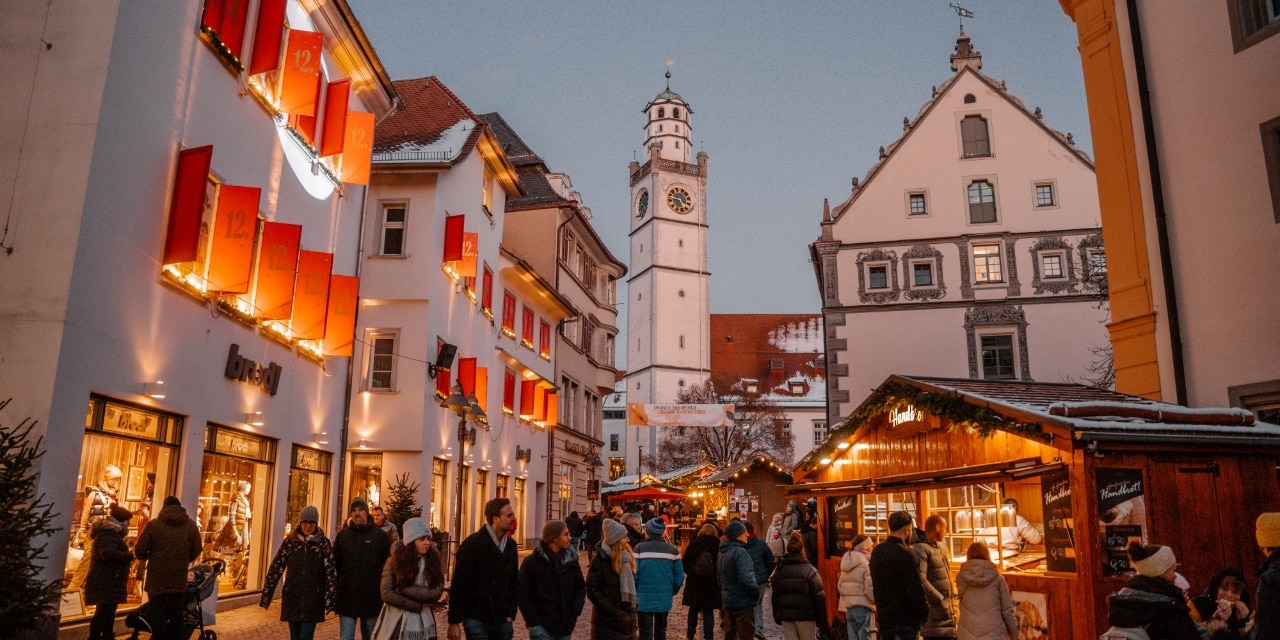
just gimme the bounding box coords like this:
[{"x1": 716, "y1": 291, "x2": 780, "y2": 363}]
[{"x1": 624, "y1": 73, "x2": 710, "y2": 474}]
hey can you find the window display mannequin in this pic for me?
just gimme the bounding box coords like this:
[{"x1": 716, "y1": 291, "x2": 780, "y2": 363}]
[
  {"x1": 68, "y1": 465, "x2": 123, "y2": 592},
  {"x1": 217, "y1": 481, "x2": 252, "y2": 589}
]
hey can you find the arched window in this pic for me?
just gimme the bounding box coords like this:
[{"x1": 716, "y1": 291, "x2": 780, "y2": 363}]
[
  {"x1": 658, "y1": 107, "x2": 665, "y2": 118},
  {"x1": 961, "y1": 115, "x2": 991, "y2": 157},
  {"x1": 968, "y1": 180, "x2": 997, "y2": 223},
  {"x1": 673, "y1": 107, "x2": 681, "y2": 118},
  {"x1": 963, "y1": 94, "x2": 976, "y2": 104}
]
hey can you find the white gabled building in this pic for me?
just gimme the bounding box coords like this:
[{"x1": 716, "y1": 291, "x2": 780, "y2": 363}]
[
  {"x1": 353, "y1": 76, "x2": 569, "y2": 550},
  {"x1": 811, "y1": 34, "x2": 1112, "y2": 424}
]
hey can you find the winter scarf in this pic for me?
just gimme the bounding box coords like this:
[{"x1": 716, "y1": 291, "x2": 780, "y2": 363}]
[{"x1": 601, "y1": 540, "x2": 637, "y2": 606}]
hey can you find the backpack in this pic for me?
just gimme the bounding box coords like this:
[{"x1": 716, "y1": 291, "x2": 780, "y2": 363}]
[
  {"x1": 1099, "y1": 626, "x2": 1149, "y2": 640},
  {"x1": 693, "y1": 550, "x2": 715, "y2": 578}
]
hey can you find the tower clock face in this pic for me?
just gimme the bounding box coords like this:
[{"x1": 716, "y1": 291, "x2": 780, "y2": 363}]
[
  {"x1": 667, "y1": 186, "x2": 693, "y2": 214},
  {"x1": 636, "y1": 191, "x2": 649, "y2": 218}
]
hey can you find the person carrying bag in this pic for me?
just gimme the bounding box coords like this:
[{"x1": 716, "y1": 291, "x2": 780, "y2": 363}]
[{"x1": 374, "y1": 518, "x2": 445, "y2": 640}]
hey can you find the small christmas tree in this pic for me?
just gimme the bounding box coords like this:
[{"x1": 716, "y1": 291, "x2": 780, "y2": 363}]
[
  {"x1": 382, "y1": 472, "x2": 422, "y2": 530},
  {"x1": 0, "y1": 399, "x2": 61, "y2": 631}
]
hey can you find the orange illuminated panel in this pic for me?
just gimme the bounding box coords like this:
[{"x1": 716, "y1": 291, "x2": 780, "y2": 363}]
[
  {"x1": 162, "y1": 145, "x2": 213, "y2": 265},
  {"x1": 475, "y1": 367, "x2": 489, "y2": 412},
  {"x1": 520, "y1": 379, "x2": 536, "y2": 418},
  {"x1": 255, "y1": 222, "x2": 301, "y2": 319},
  {"x1": 457, "y1": 357, "x2": 477, "y2": 397},
  {"x1": 339, "y1": 111, "x2": 374, "y2": 185},
  {"x1": 201, "y1": 0, "x2": 250, "y2": 60},
  {"x1": 319, "y1": 80, "x2": 350, "y2": 157},
  {"x1": 503, "y1": 370, "x2": 516, "y2": 414},
  {"x1": 278, "y1": 30, "x2": 323, "y2": 116},
  {"x1": 291, "y1": 250, "x2": 333, "y2": 340},
  {"x1": 458, "y1": 232, "x2": 478, "y2": 277},
  {"x1": 322, "y1": 274, "x2": 359, "y2": 356},
  {"x1": 546, "y1": 391, "x2": 558, "y2": 426},
  {"x1": 534, "y1": 386, "x2": 546, "y2": 422},
  {"x1": 248, "y1": 0, "x2": 287, "y2": 75},
  {"x1": 207, "y1": 185, "x2": 260, "y2": 293}
]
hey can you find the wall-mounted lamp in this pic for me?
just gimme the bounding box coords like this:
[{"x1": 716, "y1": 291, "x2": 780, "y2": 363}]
[
  {"x1": 245, "y1": 412, "x2": 264, "y2": 427},
  {"x1": 515, "y1": 446, "x2": 533, "y2": 463},
  {"x1": 426, "y1": 342, "x2": 458, "y2": 379},
  {"x1": 314, "y1": 431, "x2": 329, "y2": 445},
  {"x1": 357, "y1": 439, "x2": 369, "y2": 449},
  {"x1": 143, "y1": 381, "x2": 166, "y2": 399}
]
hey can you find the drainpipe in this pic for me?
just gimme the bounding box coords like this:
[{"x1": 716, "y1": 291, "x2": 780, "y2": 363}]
[{"x1": 1125, "y1": 0, "x2": 1188, "y2": 405}]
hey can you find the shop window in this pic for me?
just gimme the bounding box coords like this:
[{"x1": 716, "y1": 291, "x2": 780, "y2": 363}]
[
  {"x1": 559, "y1": 463, "x2": 573, "y2": 518},
  {"x1": 608, "y1": 457, "x2": 626, "y2": 481},
  {"x1": 431, "y1": 458, "x2": 449, "y2": 530},
  {"x1": 859, "y1": 492, "x2": 918, "y2": 542},
  {"x1": 286, "y1": 445, "x2": 332, "y2": 531},
  {"x1": 973, "y1": 244, "x2": 1004, "y2": 283},
  {"x1": 496, "y1": 473, "x2": 510, "y2": 499},
  {"x1": 200, "y1": 424, "x2": 277, "y2": 596},
  {"x1": 349, "y1": 452, "x2": 383, "y2": 509},
  {"x1": 64, "y1": 397, "x2": 183, "y2": 624},
  {"x1": 513, "y1": 478, "x2": 527, "y2": 546},
  {"x1": 968, "y1": 180, "x2": 997, "y2": 223},
  {"x1": 379, "y1": 204, "x2": 406, "y2": 256},
  {"x1": 924, "y1": 484, "x2": 1001, "y2": 562}
]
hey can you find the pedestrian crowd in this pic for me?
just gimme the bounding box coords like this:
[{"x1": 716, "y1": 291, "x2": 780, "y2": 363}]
[{"x1": 86, "y1": 495, "x2": 1280, "y2": 640}]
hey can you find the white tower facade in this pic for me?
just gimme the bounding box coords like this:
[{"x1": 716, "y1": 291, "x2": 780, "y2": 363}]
[{"x1": 623, "y1": 77, "x2": 711, "y2": 474}]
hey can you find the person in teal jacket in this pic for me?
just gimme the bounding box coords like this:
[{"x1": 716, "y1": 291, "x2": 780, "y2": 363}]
[
  {"x1": 635, "y1": 518, "x2": 685, "y2": 640},
  {"x1": 718, "y1": 521, "x2": 761, "y2": 640}
]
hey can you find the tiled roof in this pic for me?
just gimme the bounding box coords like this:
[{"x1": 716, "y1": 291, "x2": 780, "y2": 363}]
[
  {"x1": 508, "y1": 167, "x2": 572, "y2": 209},
  {"x1": 710, "y1": 314, "x2": 825, "y2": 401},
  {"x1": 477, "y1": 112, "x2": 541, "y2": 167},
  {"x1": 373, "y1": 76, "x2": 484, "y2": 163}
]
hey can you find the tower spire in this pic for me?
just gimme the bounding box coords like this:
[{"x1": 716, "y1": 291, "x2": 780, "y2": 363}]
[{"x1": 665, "y1": 59, "x2": 673, "y2": 90}]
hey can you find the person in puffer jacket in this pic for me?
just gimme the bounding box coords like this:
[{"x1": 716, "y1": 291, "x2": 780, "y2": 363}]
[
  {"x1": 770, "y1": 532, "x2": 829, "y2": 640},
  {"x1": 634, "y1": 518, "x2": 684, "y2": 640},
  {"x1": 519, "y1": 521, "x2": 585, "y2": 640},
  {"x1": 954, "y1": 542, "x2": 1016, "y2": 640},
  {"x1": 913, "y1": 515, "x2": 957, "y2": 639},
  {"x1": 838, "y1": 535, "x2": 875, "y2": 640},
  {"x1": 1105, "y1": 542, "x2": 1201, "y2": 640}
]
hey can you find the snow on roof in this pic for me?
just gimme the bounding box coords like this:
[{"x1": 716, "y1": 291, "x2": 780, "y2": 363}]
[
  {"x1": 373, "y1": 118, "x2": 475, "y2": 163},
  {"x1": 767, "y1": 317, "x2": 823, "y2": 353}
]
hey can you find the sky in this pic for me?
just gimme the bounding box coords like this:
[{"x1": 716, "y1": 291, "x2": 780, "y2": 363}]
[{"x1": 346, "y1": 0, "x2": 1093, "y2": 316}]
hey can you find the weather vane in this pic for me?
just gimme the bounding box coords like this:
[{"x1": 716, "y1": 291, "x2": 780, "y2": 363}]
[{"x1": 950, "y1": 2, "x2": 975, "y2": 35}]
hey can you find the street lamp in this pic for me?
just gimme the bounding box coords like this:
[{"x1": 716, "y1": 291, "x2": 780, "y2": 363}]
[
  {"x1": 443, "y1": 384, "x2": 485, "y2": 552},
  {"x1": 586, "y1": 454, "x2": 603, "y2": 511}
]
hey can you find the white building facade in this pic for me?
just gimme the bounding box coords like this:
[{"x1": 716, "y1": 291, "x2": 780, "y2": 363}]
[
  {"x1": 1, "y1": 1, "x2": 394, "y2": 633},
  {"x1": 623, "y1": 78, "x2": 711, "y2": 477},
  {"x1": 352, "y1": 77, "x2": 569, "y2": 550},
  {"x1": 811, "y1": 36, "x2": 1112, "y2": 424}
]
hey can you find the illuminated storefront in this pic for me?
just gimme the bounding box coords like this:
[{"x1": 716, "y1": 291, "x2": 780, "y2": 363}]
[{"x1": 199, "y1": 425, "x2": 276, "y2": 595}]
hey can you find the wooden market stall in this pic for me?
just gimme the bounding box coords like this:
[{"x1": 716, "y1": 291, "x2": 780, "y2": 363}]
[
  {"x1": 789, "y1": 375, "x2": 1280, "y2": 639},
  {"x1": 688, "y1": 456, "x2": 793, "y2": 535}
]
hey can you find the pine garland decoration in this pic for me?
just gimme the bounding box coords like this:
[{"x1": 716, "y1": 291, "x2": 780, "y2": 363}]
[
  {"x1": 0, "y1": 399, "x2": 62, "y2": 630},
  {"x1": 803, "y1": 381, "x2": 1050, "y2": 471},
  {"x1": 382, "y1": 472, "x2": 423, "y2": 531}
]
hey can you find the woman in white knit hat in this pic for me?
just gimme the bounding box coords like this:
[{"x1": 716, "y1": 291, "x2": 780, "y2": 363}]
[
  {"x1": 1104, "y1": 541, "x2": 1201, "y2": 640},
  {"x1": 837, "y1": 535, "x2": 875, "y2": 640},
  {"x1": 586, "y1": 518, "x2": 639, "y2": 640},
  {"x1": 373, "y1": 517, "x2": 444, "y2": 640}
]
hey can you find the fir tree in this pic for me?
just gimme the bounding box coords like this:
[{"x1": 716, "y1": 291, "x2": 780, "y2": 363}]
[
  {"x1": 0, "y1": 399, "x2": 61, "y2": 631},
  {"x1": 382, "y1": 472, "x2": 422, "y2": 530}
]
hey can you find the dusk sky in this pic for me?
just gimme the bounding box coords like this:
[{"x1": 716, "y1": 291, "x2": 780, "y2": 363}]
[{"x1": 347, "y1": 1, "x2": 1093, "y2": 318}]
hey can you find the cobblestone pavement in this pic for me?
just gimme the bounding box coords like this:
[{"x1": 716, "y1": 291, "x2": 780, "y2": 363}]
[{"x1": 81, "y1": 551, "x2": 793, "y2": 640}]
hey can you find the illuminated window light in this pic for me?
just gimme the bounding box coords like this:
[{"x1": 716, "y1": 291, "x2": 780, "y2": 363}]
[
  {"x1": 245, "y1": 412, "x2": 265, "y2": 427},
  {"x1": 142, "y1": 381, "x2": 166, "y2": 399}
]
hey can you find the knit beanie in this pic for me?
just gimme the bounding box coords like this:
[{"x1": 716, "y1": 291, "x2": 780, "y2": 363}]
[
  {"x1": 350, "y1": 497, "x2": 369, "y2": 513},
  {"x1": 603, "y1": 518, "x2": 628, "y2": 545},
  {"x1": 1132, "y1": 545, "x2": 1177, "y2": 577},
  {"x1": 403, "y1": 517, "x2": 430, "y2": 545},
  {"x1": 104, "y1": 465, "x2": 124, "y2": 480},
  {"x1": 645, "y1": 518, "x2": 667, "y2": 538},
  {"x1": 1258, "y1": 513, "x2": 1280, "y2": 548},
  {"x1": 725, "y1": 520, "x2": 747, "y2": 540},
  {"x1": 299, "y1": 505, "x2": 320, "y2": 522},
  {"x1": 109, "y1": 505, "x2": 133, "y2": 523}
]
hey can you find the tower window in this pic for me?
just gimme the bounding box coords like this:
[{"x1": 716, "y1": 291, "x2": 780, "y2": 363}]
[
  {"x1": 678, "y1": 379, "x2": 685, "y2": 387},
  {"x1": 675, "y1": 141, "x2": 680, "y2": 149},
  {"x1": 679, "y1": 335, "x2": 685, "y2": 348},
  {"x1": 675, "y1": 125, "x2": 680, "y2": 133},
  {"x1": 658, "y1": 107, "x2": 665, "y2": 118},
  {"x1": 678, "y1": 290, "x2": 685, "y2": 297},
  {"x1": 659, "y1": 125, "x2": 663, "y2": 132},
  {"x1": 678, "y1": 239, "x2": 683, "y2": 247},
  {"x1": 964, "y1": 94, "x2": 976, "y2": 104},
  {"x1": 673, "y1": 107, "x2": 681, "y2": 118}
]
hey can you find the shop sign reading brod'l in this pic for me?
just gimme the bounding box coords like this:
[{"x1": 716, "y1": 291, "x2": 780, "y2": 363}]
[
  {"x1": 101, "y1": 403, "x2": 162, "y2": 440},
  {"x1": 225, "y1": 343, "x2": 283, "y2": 395}
]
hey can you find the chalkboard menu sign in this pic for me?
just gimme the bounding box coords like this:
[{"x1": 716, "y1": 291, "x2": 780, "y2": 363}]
[
  {"x1": 827, "y1": 495, "x2": 860, "y2": 556},
  {"x1": 1095, "y1": 467, "x2": 1147, "y2": 576},
  {"x1": 1039, "y1": 467, "x2": 1076, "y2": 573}
]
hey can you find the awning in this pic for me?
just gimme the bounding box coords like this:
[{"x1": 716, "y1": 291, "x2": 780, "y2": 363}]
[{"x1": 606, "y1": 487, "x2": 686, "y2": 502}]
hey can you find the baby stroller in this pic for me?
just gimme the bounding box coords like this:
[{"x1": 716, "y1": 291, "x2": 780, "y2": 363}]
[{"x1": 126, "y1": 559, "x2": 223, "y2": 640}]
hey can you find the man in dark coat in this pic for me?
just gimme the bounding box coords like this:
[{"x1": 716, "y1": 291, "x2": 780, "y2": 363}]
[
  {"x1": 519, "y1": 520, "x2": 586, "y2": 640},
  {"x1": 681, "y1": 525, "x2": 722, "y2": 640},
  {"x1": 134, "y1": 496, "x2": 202, "y2": 640},
  {"x1": 718, "y1": 520, "x2": 761, "y2": 640},
  {"x1": 1256, "y1": 513, "x2": 1280, "y2": 639},
  {"x1": 448, "y1": 497, "x2": 520, "y2": 640},
  {"x1": 85, "y1": 506, "x2": 134, "y2": 640},
  {"x1": 742, "y1": 522, "x2": 775, "y2": 640},
  {"x1": 565, "y1": 511, "x2": 585, "y2": 555},
  {"x1": 913, "y1": 514, "x2": 956, "y2": 639},
  {"x1": 333, "y1": 497, "x2": 391, "y2": 640},
  {"x1": 585, "y1": 510, "x2": 604, "y2": 562},
  {"x1": 868, "y1": 511, "x2": 928, "y2": 640}
]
